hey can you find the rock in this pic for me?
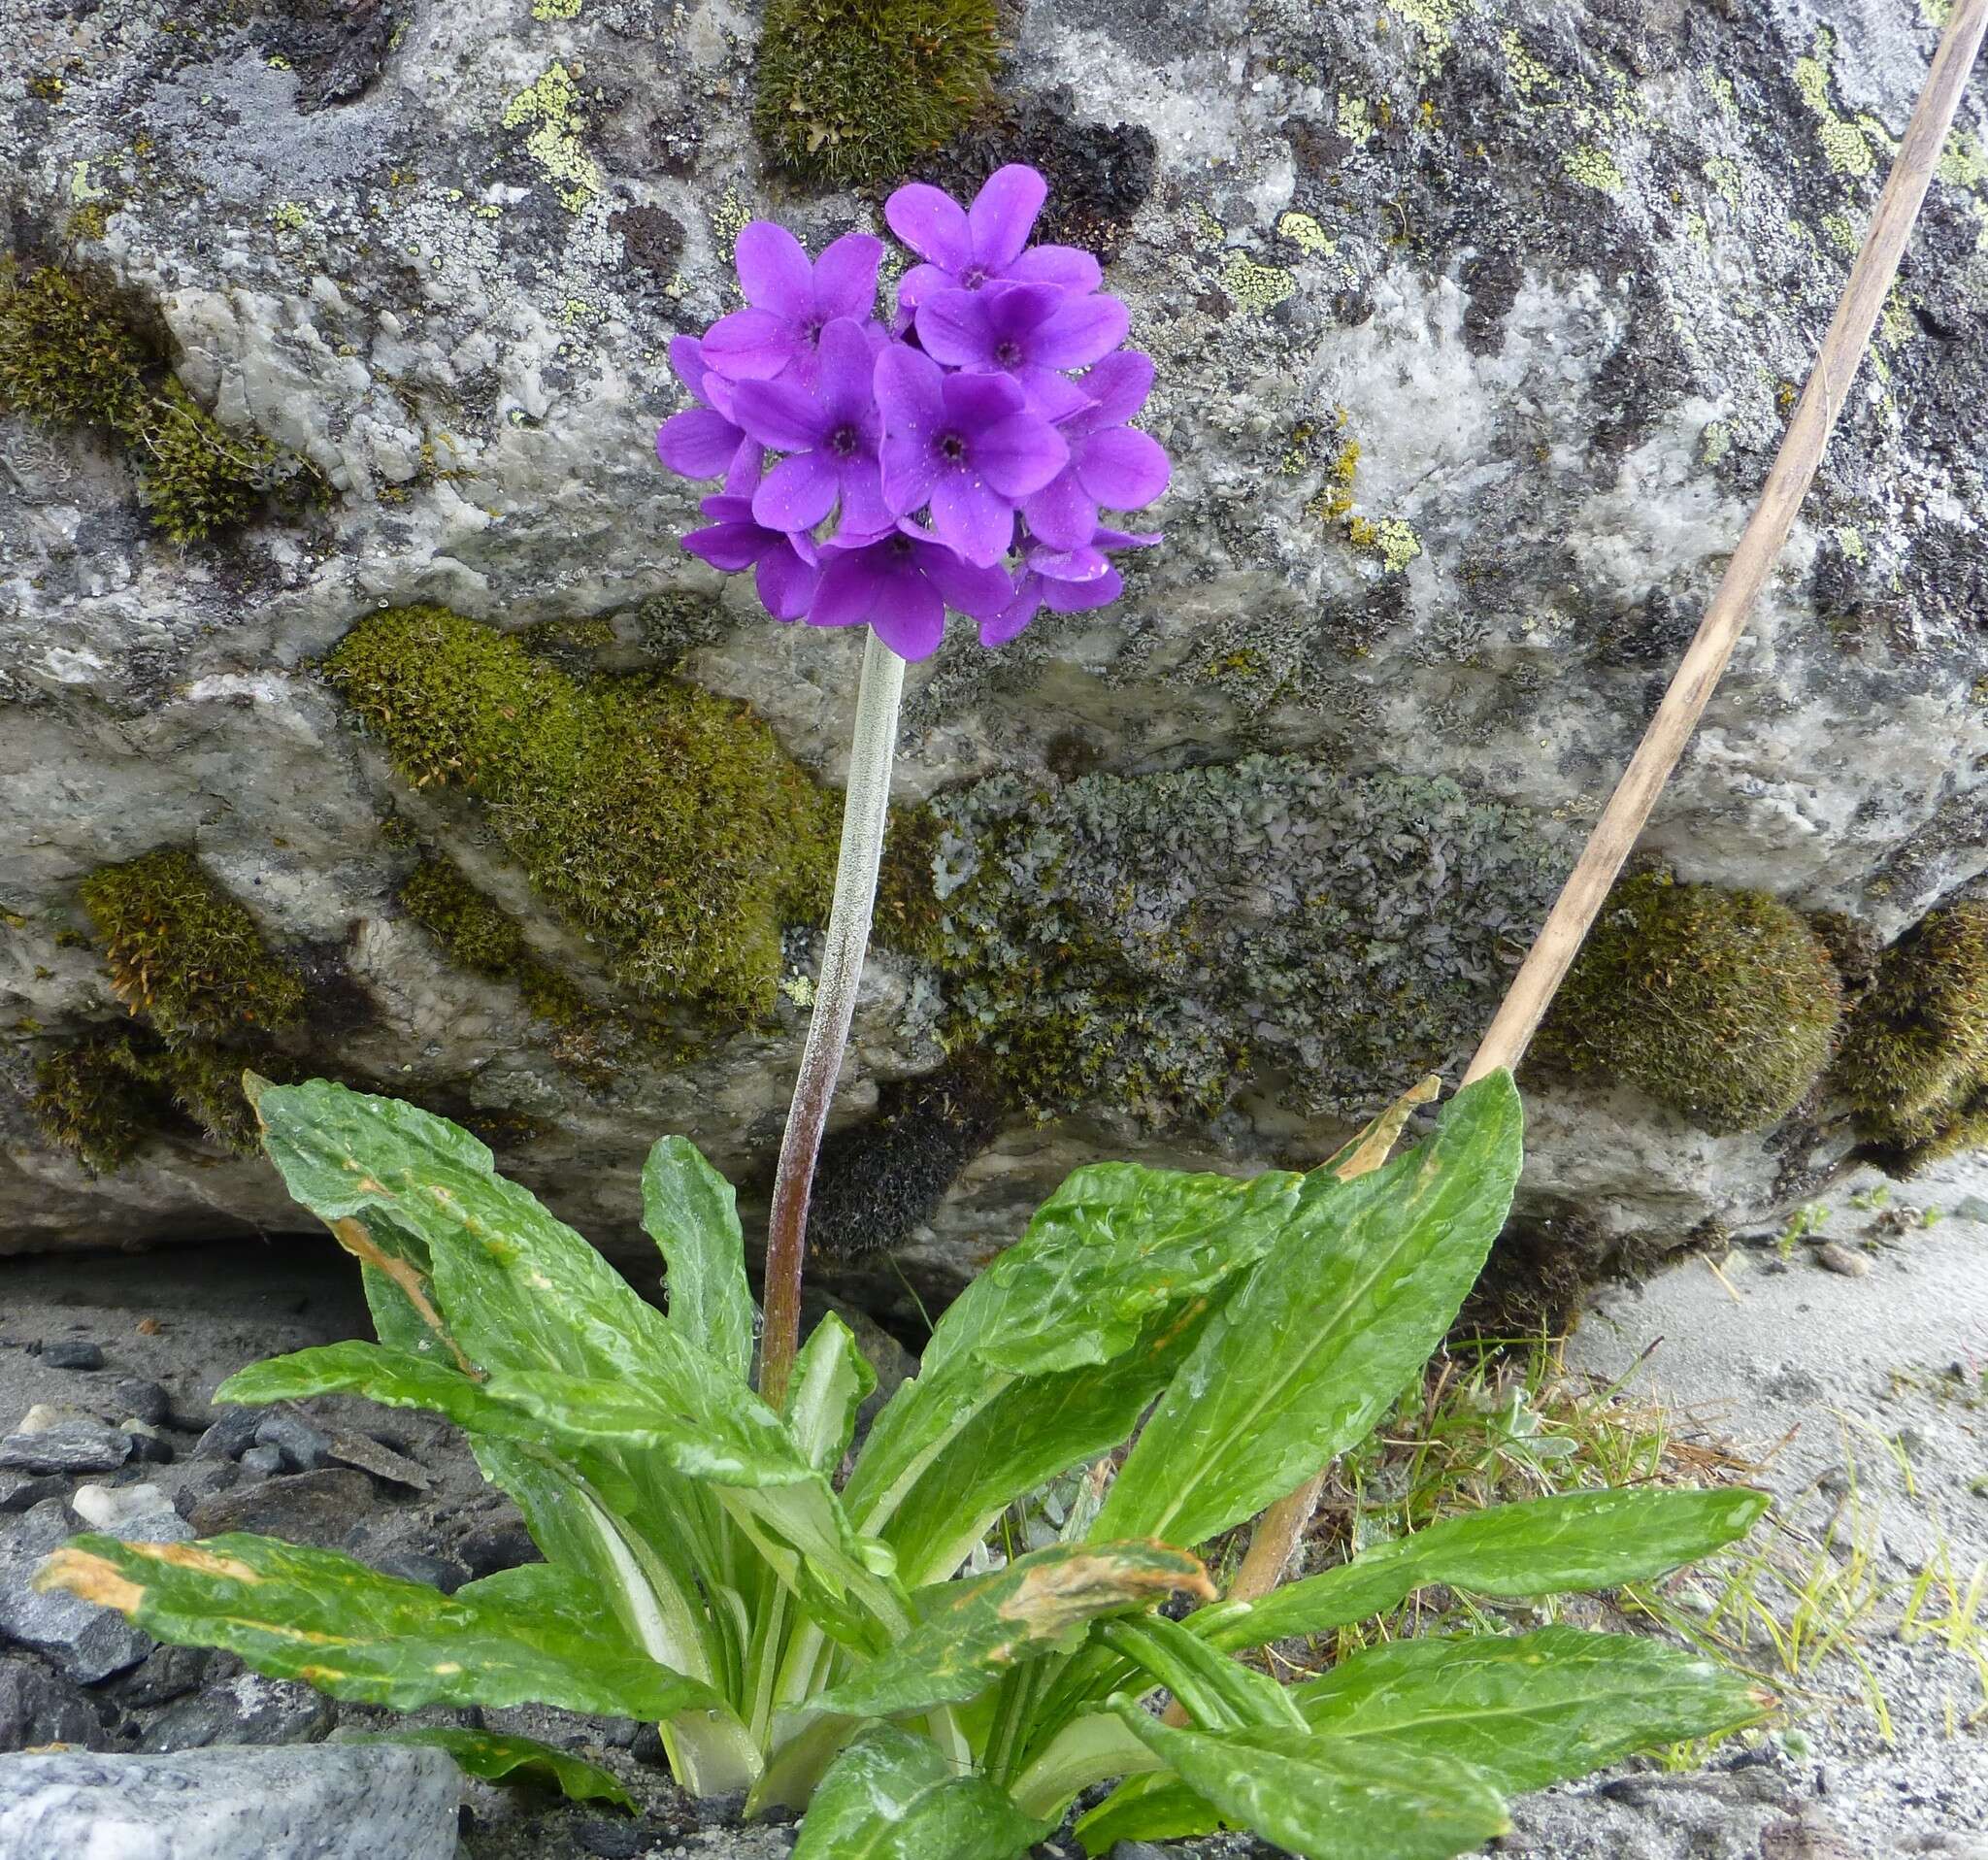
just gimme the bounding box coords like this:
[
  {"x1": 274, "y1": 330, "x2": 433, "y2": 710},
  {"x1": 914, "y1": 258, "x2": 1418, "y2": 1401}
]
[
  {"x1": 238, "y1": 1444, "x2": 285, "y2": 1478},
  {"x1": 193, "y1": 1408, "x2": 268, "y2": 1462},
  {"x1": 104, "y1": 1643, "x2": 210, "y2": 1711},
  {"x1": 1, "y1": 1475, "x2": 70, "y2": 1513},
  {"x1": 255, "y1": 1410, "x2": 333, "y2": 1474},
  {"x1": 0, "y1": 1425, "x2": 131, "y2": 1475},
  {"x1": 40, "y1": 1341, "x2": 104, "y2": 1372},
  {"x1": 370, "y1": 1548, "x2": 467, "y2": 1596},
  {"x1": 0, "y1": 1652, "x2": 110, "y2": 1752},
  {"x1": 185, "y1": 1469, "x2": 379, "y2": 1548},
  {"x1": 111, "y1": 1379, "x2": 172, "y2": 1428},
  {"x1": 456, "y1": 1519, "x2": 544, "y2": 1580},
  {"x1": 0, "y1": 1497, "x2": 178, "y2": 1682},
  {"x1": 69, "y1": 1480, "x2": 178, "y2": 1532},
  {"x1": 125, "y1": 1422, "x2": 175, "y2": 1466},
  {"x1": 576, "y1": 1816, "x2": 645, "y2": 1859},
  {"x1": 325, "y1": 1430, "x2": 431, "y2": 1491},
  {"x1": 1813, "y1": 1242, "x2": 1872, "y2": 1278},
  {"x1": 0, "y1": 1744, "x2": 460, "y2": 1858},
  {"x1": 15, "y1": 1404, "x2": 105, "y2": 1435},
  {"x1": 139, "y1": 1671, "x2": 337, "y2": 1751}
]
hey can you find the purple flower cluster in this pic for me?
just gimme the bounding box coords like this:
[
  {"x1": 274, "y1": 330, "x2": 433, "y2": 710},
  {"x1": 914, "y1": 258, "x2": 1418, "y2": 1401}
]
[{"x1": 654, "y1": 165, "x2": 1167, "y2": 661}]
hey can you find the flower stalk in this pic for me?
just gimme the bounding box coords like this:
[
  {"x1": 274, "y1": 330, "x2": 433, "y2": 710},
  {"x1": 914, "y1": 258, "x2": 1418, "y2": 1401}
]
[{"x1": 759, "y1": 625, "x2": 907, "y2": 1409}]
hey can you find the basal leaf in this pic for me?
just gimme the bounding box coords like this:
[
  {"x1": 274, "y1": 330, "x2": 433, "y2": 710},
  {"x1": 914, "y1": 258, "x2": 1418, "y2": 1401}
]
[
  {"x1": 216, "y1": 1342, "x2": 539, "y2": 1443},
  {"x1": 815, "y1": 1541, "x2": 1212, "y2": 1719},
  {"x1": 790, "y1": 1722, "x2": 1050, "y2": 1860},
  {"x1": 1202, "y1": 1486, "x2": 1772, "y2": 1653},
  {"x1": 785, "y1": 1312, "x2": 877, "y2": 1474},
  {"x1": 1106, "y1": 1706, "x2": 1510, "y2": 1860},
  {"x1": 1096, "y1": 1072, "x2": 1523, "y2": 1547},
  {"x1": 643, "y1": 1134, "x2": 756, "y2": 1382},
  {"x1": 348, "y1": 1727, "x2": 635, "y2": 1808},
  {"x1": 1093, "y1": 1614, "x2": 1302, "y2": 1734},
  {"x1": 35, "y1": 1532, "x2": 727, "y2": 1720}
]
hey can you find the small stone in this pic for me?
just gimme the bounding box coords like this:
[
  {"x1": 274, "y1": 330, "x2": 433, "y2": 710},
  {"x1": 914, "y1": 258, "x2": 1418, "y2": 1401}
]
[
  {"x1": 0, "y1": 1652, "x2": 110, "y2": 1752},
  {"x1": 372, "y1": 1548, "x2": 468, "y2": 1595},
  {"x1": 327, "y1": 1427, "x2": 431, "y2": 1490},
  {"x1": 239, "y1": 1444, "x2": 285, "y2": 1478},
  {"x1": 1815, "y1": 1241, "x2": 1871, "y2": 1278},
  {"x1": 187, "y1": 1469, "x2": 379, "y2": 1548},
  {"x1": 134, "y1": 1317, "x2": 162, "y2": 1336},
  {"x1": 105, "y1": 1643, "x2": 210, "y2": 1710},
  {"x1": 576, "y1": 1815, "x2": 644, "y2": 1859},
  {"x1": 0, "y1": 1424, "x2": 132, "y2": 1475},
  {"x1": 457, "y1": 1519, "x2": 542, "y2": 1579},
  {"x1": 1, "y1": 1474, "x2": 70, "y2": 1513},
  {"x1": 42, "y1": 1340, "x2": 105, "y2": 1371},
  {"x1": 0, "y1": 1497, "x2": 176, "y2": 1682},
  {"x1": 111, "y1": 1378, "x2": 172, "y2": 1427},
  {"x1": 0, "y1": 1744, "x2": 460, "y2": 1858},
  {"x1": 17, "y1": 1403, "x2": 102, "y2": 1435},
  {"x1": 126, "y1": 1423, "x2": 176, "y2": 1465},
  {"x1": 141, "y1": 1671, "x2": 337, "y2": 1751},
  {"x1": 71, "y1": 1481, "x2": 178, "y2": 1531},
  {"x1": 256, "y1": 1409, "x2": 333, "y2": 1474},
  {"x1": 193, "y1": 1407, "x2": 264, "y2": 1461}
]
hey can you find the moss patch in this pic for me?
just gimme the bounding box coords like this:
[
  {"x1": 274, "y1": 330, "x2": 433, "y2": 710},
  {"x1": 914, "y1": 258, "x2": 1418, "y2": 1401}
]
[
  {"x1": 0, "y1": 265, "x2": 319, "y2": 544},
  {"x1": 1536, "y1": 873, "x2": 1842, "y2": 1134},
  {"x1": 397, "y1": 851, "x2": 596, "y2": 1030},
  {"x1": 1833, "y1": 903, "x2": 1988, "y2": 1169},
  {"x1": 324, "y1": 606, "x2": 835, "y2": 1017},
  {"x1": 882, "y1": 755, "x2": 1562, "y2": 1124},
  {"x1": 753, "y1": 0, "x2": 1001, "y2": 188}
]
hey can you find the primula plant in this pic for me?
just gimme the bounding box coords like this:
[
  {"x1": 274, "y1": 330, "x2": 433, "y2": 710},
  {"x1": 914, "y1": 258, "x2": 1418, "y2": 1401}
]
[{"x1": 42, "y1": 169, "x2": 1773, "y2": 1857}]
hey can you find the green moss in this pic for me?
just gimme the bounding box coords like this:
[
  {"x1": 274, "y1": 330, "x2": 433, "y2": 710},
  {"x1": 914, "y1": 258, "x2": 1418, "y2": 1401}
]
[
  {"x1": 753, "y1": 0, "x2": 1001, "y2": 187},
  {"x1": 1537, "y1": 873, "x2": 1843, "y2": 1134},
  {"x1": 29, "y1": 1031, "x2": 261, "y2": 1173},
  {"x1": 0, "y1": 265, "x2": 317, "y2": 544},
  {"x1": 893, "y1": 755, "x2": 1562, "y2": 1124},
  {"x1": 325, "y1": 607, "x2": 835, "y2": 1016},
  {"x1": 79, "y1": 849, "x2": 307, "y2": 1040},
  {"x1": 398, "y1": 851, "x2": 597, "y2": 1030},
  {"x1": 1833, "y1": 903, "x2": 1988, "y2": 1168}
]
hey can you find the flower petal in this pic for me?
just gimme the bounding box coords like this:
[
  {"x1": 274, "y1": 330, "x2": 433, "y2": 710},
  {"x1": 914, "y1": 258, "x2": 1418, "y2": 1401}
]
[
  {"x1": 1031, "y1": 292, "x2": 1132, "y2": 370},
  {"x1": 976, "y1": 411, "x2": 1069, "y2": 500},
  {"x1": 867, "y1": 570, "x2": 946, "y2": 660},
  {"x1": 657, "y1": 407, "x2": 746, "y2": 480},
  {"x1": 1003, "y1": 244, "x2": 1104, "y2": 293},
  {"x1": 930, "y1": 473, "x2": 1014, "y2": 567},
  {"x1": 732, "y1": 377, "x2": 829, "y2": 452},
  {"x1": 810, "y1": 549, "x2": 884, "y2": 629},
  {"x1": 1074, "y1": 349, "x2": 1156, "y2": 429},
  {"x1": 943, "y1": 368, "x2": 1026, "y2": 429},
  {"x1": 701, "y1": 307, "x2": 801, "y2": 382},
  {"x1": 979, "y1": 584, "x2": 1042, "y2": 648},
  {"x1": 1044, "y1": 564, "x2": 1123, "y2": 612},
  {"x1": 720, "y1": 439, "x2": 765, "y2": 497},
  {"x1": 969, "y1": 164, "x2": 1048, "y2": 270},
  {"x1": 814, "y1": 317, "x2": 878, "y2": 423},
  {"x1": 812, "y1": 233, "x2": 885, "y2": 321},
  {"x1": 1076, "y1": 424, "x2": 1171, "y2": 511},
  {"x1": 755, "y1": 544, "x2": 821, "y2": 621},
  {"x1": 735, "y1": 220, "x2": 813, "y2": 318},
  {"x1": 682, "y1": 518, "x2": 776, "y2": 573},
  {"x1": 1030, "y1": 543, "x2": 1110, "y2": 581},
  {"x1": 874, "y1": 344, "x2": 946, "y2": 433},
  {"x1": 879, "y1": 435, "x2": 940, "y2": 518},
  {"x1": 751, "y1": 450, "x2": 839, "y2": 532},
  {"x1": 894, "y1": 261, "x2": 956, "y2": 317},
  {"x1": 1021, "y1": 467, "x2": 1098, "y2": 549},
  {"x1": 886, "y1": 183, "x2": 973, "y2": 270},
  {"x1": 915, "y1": 289, "x2": 996, "y2": 367},
  {"x1": 918, "y1": 541, "x2": 1021, "y2": 618},
  {"x1": 668, "y1": 334, "x2": 711, "y2": 399},
  {"x1": 836, "y1": 458, "x2": 895, "y2": 537}
]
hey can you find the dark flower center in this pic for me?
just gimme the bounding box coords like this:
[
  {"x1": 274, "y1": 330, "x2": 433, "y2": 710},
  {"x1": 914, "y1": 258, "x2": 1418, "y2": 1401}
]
[
  {"x1": 992, "y1": 339, "x2": 1023, "y2": 367},
  {"x1": 938, "y1": 431, "x2": 968, "y2": 463},
  {"x1": 960, "y1": 265, "x2": 987, "y2": 288},
  {"x1": 801, "y1": 317, "x2": 824, "y2": 342},
  {"x1": 827, "y1": 422, "x2": 861, "y2": 458},
  {"x1": 885, "y1": 533, "x2": 916, "y2": 559}
]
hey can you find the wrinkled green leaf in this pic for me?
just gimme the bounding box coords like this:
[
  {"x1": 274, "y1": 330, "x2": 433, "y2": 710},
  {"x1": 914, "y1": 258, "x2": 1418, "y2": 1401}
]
[
  {"x1": 1094, "y1": 1614, "x2": 1302, "y2": 1734},
  {"x1": 644, "y1": 1134, "x2": 756, "y2": 1383},
  {"x1": 1080, "y1": 1624, "x2": 1772, "y2": 1849},
  {"x1": 845, "y1": 1163, "x2": 1301, "y2": 1542},
  {"x1": 35, "y1": 1532, "x2": 726, "y2": 1719},
  {"x1": 217, "y1": 1342, "x2": 539, "y2": 1442},
  {"x1": 815, "y1": 1541, "x2": 1212, "y2": 1719},
  {"x1": 790, "y1": 1722, "x2": 1050, "y2": 1860},
  {"x1": 1106, "y1": 1706, "x2": 1510, "y2": 1860},
  {"x1": 1201, "y1": 1486, "x2": 1772, "y2": 1653},
  {"x1": 1097, "y1": 1073, "x2": 1523, "y2": 1547},
  {"x1": 785, "y1": 1312, "x2": 876, "y2": 1474},
  {"x1": 349, "y1": 1727, "x2": 635, "y2": 1808}
]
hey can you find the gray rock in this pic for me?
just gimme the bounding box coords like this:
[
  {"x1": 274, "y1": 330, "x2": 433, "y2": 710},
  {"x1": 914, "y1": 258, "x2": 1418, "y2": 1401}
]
[
  {"x1": 456, "y1": 1519, "x2": 543, "y2": 1580},
  {"x1": 139, "y1": 1672, "x2": 337, "y2": 1752},
  {"x1": 39, "y1": 1343, "x2": 103, "y2": 1372},
  {"x1": 370, "y1": 1548, "x2": 466, "y2": 1596},
  {"x1": 0, "y1": 1744, "x2": 460, "y2": 1858},
  {"x1": 185, "y1": 1469, "x2": 378, "y2": 1548},
  {"x1": 254, "y1": 1412, "x2": 333, "y2": 1475},
  {"x1": 192, "y1": 1410, "x2": 264, "y2": 1463},
  {"x1": 112, "y1": 1381, "x2": 172, "y2": 1428},
  {"x1": 69, "y1": 1480, "x2": 177, "y2": 1532},
  {"x1": 0, "y1": 1426, "x2": 131, "y2": 1476},
  {"x1": 0, "y1": 1476, "x2": 69, "y2": 1515},
  {"x1": 0, "y1": 1653, "x2": 110, "y2": 1752},
  {"x1": 238, "y1": 1445, "x2": 285, "y2": 1479},
  {"x1": 1814, "y1": 1241, "x2": 1872, "y2": 1278},
  {"x1": 0, "y1": 1497, "x2": 179, "y2": 1682},
  {"x1": 103, "y1": 1644, "x2": 210, "y2": 1711}
]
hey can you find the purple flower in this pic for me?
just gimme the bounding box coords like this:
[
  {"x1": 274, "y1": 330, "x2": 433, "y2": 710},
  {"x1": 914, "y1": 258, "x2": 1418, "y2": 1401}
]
[
  {"x1": 984, "y1": 525, "x2": 1161, "y2": 648},
  {"x1": 873, "y1": 347, "x2": 1067, "y2": 566},
  {"x1": 729, "y1": 318, "x2": 891, "y2": 537},
  {"x1": 655, "y1": 336, "x2": 759, "y2": 482},
  {"x1": 701, "y1": 222, "x2": 884, "y2": 383},
  {"x1": 680, "y1": 494, "x2": 822, "y2": 621},
  {"x1": 886, "y1": 165, "x2": 1103, "y2": 316},
  {"x1": 1022, "y1": 351, "x2": 1170, "y2": 548},
  {"x1": 914, "y1": 283, "x2": 1131, "y2": 417},
  {"x1": 811, "y1": 521, "x2": 1016, "y2": 661}
]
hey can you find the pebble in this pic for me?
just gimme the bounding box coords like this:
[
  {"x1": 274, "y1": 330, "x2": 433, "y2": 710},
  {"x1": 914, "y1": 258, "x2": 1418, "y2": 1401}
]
[
  {"x1": 186, "y1": 1468, "x2": 378, "y2": 1548},
  {"x1": 125, "y1": 1420, "x2": 176, "y2": 1465},
  {"x1": 71, "y1": 1480, "x2": 178, "y2": 1532},
  {"x1": 112, "y1": 1378, "x2": 172, "y2": 1427},
  {"x1": 373, "y1": 1547, "x2": 468, "y2": 1595},
  {"x1": 42, "y1": 1340, "x2": 105, "y2": 1371},
  {"x1": 106, "y1": 1643, "x2": 211, "y2": 1710},
  {"x1": 457, "y1": 1518, "x2": 543, "y2": 1579},
  {"x1": 0, "y1": 1652, "x2": 110, "y2": 1752},
  {"x1": 1815, "y1": 1242, "x2": 1872, "y2": 1279},
  {"x1": 0, "y1": 1497, "x2": 178, "y2": 1682},
  {"x1": 1, "y1": 1473, "x2": 71, "y2": 1513},
  {"x1": 0, "y1": 1423, "x2": 132, "y2": 1475},
  {"x1": 328, "y1": 1427, "x2": 432, "y2": 1490},
  {"x1": 238, "y1": 1444, "x2": 285, "y2": 1478},
  {"x1": 577, "y1": 1816, "x2": 645, "y2": 1859},
  {"x1": 0, "y1": 1744, "x2": 461, "y2": 1859},
  {"x1": 16, "y1": 1402, "x2": 104, "y2": 1434},
  {"x1": 193, "y1": 1407, "x2": 265, "y2": 1461},
  {"x1": 256, "y1": 1409, "x2": 333, "y2": 1473},
  {"x1": 140, "y1": 1672, "x2": 337, "y2": 1751}
]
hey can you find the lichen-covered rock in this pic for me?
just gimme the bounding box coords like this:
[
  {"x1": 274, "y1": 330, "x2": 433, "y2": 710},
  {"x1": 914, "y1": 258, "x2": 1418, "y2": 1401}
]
[{"x1": 2, "y1": 0, "x2": 1986, "y2": 1296}]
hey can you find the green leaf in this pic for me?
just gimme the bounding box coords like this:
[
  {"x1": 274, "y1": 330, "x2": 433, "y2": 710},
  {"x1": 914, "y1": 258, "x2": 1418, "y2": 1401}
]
[
  {"x1": 216, "y1": 1342, "x2": 540, "y2": 1442},
  {"x1": 845, "y1": 1162, "x2": 1301, "y2": 1542},
  {"x1": 1106, "y1": 1706, "x2": 1510, "y2": 1860},
  {"x1": 785, "y1": 1312, "x2": 877, "y2": 1474},
  {"x1": 1096, "y1": 1072, "x2": 1524, "y2": 1547},
  {"x1": 348, "y1": 1727, "x2": 634, "y2": 1809},
  {"x1": 790, "y1": 1722, "x2": 1051, "y2": 1860},
  {"x1": 815, "y1": 1541, "x2": 1213, "y2": 1719},
  {"x1": 1202, "y1": 1486, "x2": 1772, "y2": 1653},
  {"x1": 1093, "y1": 1614, "x2": 1303, "y2": 1734},
  {"x1": 35, "y1": 1532, "x2": 726, "y2": 1720},
  {"x1": 644, "y1": 1134, "x2": 756, "y2": 1383}
]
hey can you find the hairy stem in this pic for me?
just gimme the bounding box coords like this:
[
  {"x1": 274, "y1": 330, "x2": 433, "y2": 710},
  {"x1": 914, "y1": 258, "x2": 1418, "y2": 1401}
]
[{"x1": 759, "y1": 628, "x2": 906, "y2": 1410}]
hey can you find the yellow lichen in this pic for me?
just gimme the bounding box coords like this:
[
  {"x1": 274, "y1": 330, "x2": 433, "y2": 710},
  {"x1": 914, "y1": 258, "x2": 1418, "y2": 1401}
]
[
  {"x1": 1564, "y1": 144, "x2": 1625, "y2": 195},
  {"x1": 1276, "y1": 211, "x2": 1336, "y2": 256},
  {"x1": 1220, "y1": 251, "x2": 1296, "y2": 316},
  {"x1": 502, "y1": 63, "x2": 602, "y2": 213},
  {"x1": 1375, "y1": 516, "x2": 1422, "y2": 574},
  {"x1": 1794, "y1": 42, "x2": 1876, "y2": 179}
]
